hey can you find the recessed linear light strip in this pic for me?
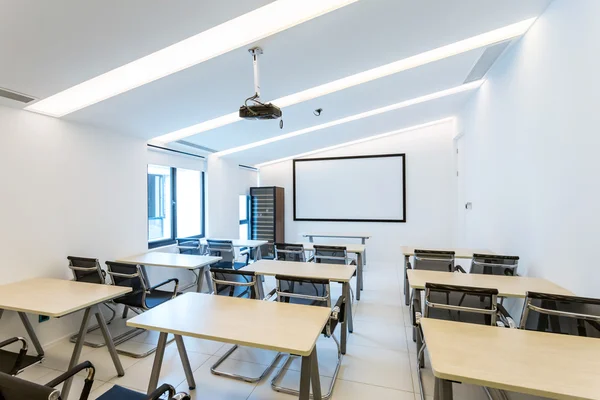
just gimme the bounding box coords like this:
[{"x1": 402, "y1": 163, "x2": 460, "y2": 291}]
[
  {"x1": 154, "y1": 17, "x2": 535, "y2": 143},
  {"x1": 25, "y1": 0, "x2": 358, "y2": 117},
  {"x1": 256, "y1": 117, "x2": 456, "y2": 168},
  {"x1": 214, "y1": 80, "x2": 482, "y2": 157}
]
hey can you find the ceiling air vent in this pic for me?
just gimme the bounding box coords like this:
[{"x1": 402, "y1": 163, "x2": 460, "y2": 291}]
[
  {"x1": 0, "y1": 87, "x2": 36, "y2": 104},
  {"x1": 464, "y1": 40, "x2": 511, "y2": 83}
]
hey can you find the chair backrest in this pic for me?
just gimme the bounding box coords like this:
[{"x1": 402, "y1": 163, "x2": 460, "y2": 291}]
[
  {"x1": 313, "y1": 245, "x2": 347, "y2": 265},
  {"x1": 210, "y1": 267, "x2": 257, "y2": 299},
  {"x1": 105, "y1": 262, "x2": 149, "y2": 307},
  {"x1": 471, "y1": 253, "x2": 519, "y2": 276},
  {"x1": 176, "y1": 238, "x2": 204, "y2": 255},
  {"x1": 206, "y1": 240, "x2": 236, "y2": 267},
  {"x1": 424, "y1": 283, "x2": 499, "y2": 326},
  {"x1": 0, "y1": 371, "x2": 60, "y2": 400},
  {"x1": 275, "y1": 274, "x2": 330, "y2": 307},
  {"x1": 519, "y1": 292, "x2": 600, "y2": 337},
  {"x1": 413, "y1": 250, "x2": 455, "y2": 272},
  {"x1": 67, "y1": 256, "x2": 105, "y2": 284},
  {"x1": 274, "y1": 243, "x2": 306, "y2": 262}
]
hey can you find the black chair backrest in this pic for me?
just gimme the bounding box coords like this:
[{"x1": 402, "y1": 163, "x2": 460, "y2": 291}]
[
  {"x1": 0, "y1": 371, "x2": 60, "y2": 400},
  {"x1": 471, "y1": 253, "x2": 519, "y2": 276},
  {"x1": 210, "y1": 267, "x2": 256, "y2": 299},
  {"x1": 206, "y1": 240, "x2": 236, "y2": 268},
  {"x1": 177, "y1": 238, "x2": 203, "y2": 255},
  {"x1": 67, "y1": 256, "x2": 105, "y2": 284},
  {"x1": 313, "y1": 245, "x2": 347, "y2": 265},
  {"x1": 424, "y1": 283, "x2": 499, "y2": 326},
  {"x1": 413, "y1": 250, "x2": 455, "y2": 272},
  {"x1": 274, "y1": 243, "x2": 306, "y2": 262},
  {"x1": 275, "y1": 274, "x2": 329, "y2": 307},
  {"x1": 520, "y1": 292, "x2": 600, "y2": 337},
  {"x1": 105, "y1": 262, "x2": 148, "y2": 307}
]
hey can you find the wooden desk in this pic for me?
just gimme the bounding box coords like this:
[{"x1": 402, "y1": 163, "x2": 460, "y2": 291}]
[
  {"x1": 421, "y1": 318, "x2": 600, "y2": 400},
  {"x1": 116, "y1": 252, "x2": 222, "y2": 293},
  {"x1": 401, "y1": 247, "x2": 495, "y2": 306},
  {"x1": 0, "y1": 278, "x2": 131, "y2": 400},
  {"x1": 304, "y1": 232, "x2": 371, "y2": 271},
  {"x1": 127, "y1": 293, "x2": 330, "y2": 399},
  {"x1": 200, "y1": 238, "x2": 268, "y2": 261},
  {"x1": 301, "y1": 242, "x2": 366, "y2": 300},
  {"x1": 243, "y1": 259, "x2": 355, "y2": 354}
]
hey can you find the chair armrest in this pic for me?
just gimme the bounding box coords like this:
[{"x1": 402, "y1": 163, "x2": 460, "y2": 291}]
[
  {"x1": 0, "y1": 336, "x2": 27, "y2": 350},
  {"x1": 147, "y1": 383, "x2": 176, "y2": 400},
  {"x1": 307, "y1": 255, "x2": 314, "y2": 262},
  {"x1": 496, "y1": 303, "x2": 517, "y2": 328},
  {"x1": 454, "y1": 265, "x2": 467, "y2": 273},
  {"x1": 149, "y1": 278, "x2": 180, "y2": 297},
  {"x1": 264, "y1": 288, "x2": 278, "y2": 301},
  {"x1": 239, "y1": 248, "x2": 251, "y2": 265},
  {"x1": 0, "y1": 337, "x2": 28, "y2": 375},
  {"x1": 46, "y1": 361, "x2": 95, "y2": 399}
]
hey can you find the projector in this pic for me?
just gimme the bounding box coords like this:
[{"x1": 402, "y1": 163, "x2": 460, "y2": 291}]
[
  {"x1": 239, "y1": 47, "x2": 283, "y2": 128},
  {"x1": 239, "y1": 103, "x2": 282, "y2": 120}
]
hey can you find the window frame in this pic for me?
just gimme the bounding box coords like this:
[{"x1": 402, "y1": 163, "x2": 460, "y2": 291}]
[
  {"x1": 239, "y1": 194, "x2": 251, "y2": 240},
  {"x1": 148, "y1": 167, "x2": 206, "y2": 249}
]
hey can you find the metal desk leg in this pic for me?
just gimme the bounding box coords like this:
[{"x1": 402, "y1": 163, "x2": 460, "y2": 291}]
[
  {"x1": 404, "y1": 255, "x2": 410, "y2": 306},
  {"x1": 17, "y1": 312, "x2": 45, "y2": 356},
  {"x1": 357, "y1": 252, "x2": 364, "y2": 299},
  {"x1": 175, "y1": 335, "x2": 196, "y2": 390},
  {"x1": 299, "y1": 353, "x2": 312, "y2": 400},
  {"x1": 255, "y1": 276, "x2": 265, "y2": 300},
  {"x1": 205, "y1": 267, "x2": 214, "y2": 293},
  {"x1": 310, "y1": 347, "x2": 322, "y2": 400},
  {"x1": 308, "y1": 236, "x2": 314, "y2": 243},
  {"x1": 361, "y1": 237, "x2": 367, "y2": 265},
  {"x1": 147, "y1": 332, "x2": 169, "y2": 394},
  {"x1": 196, "y1": 268, "x2": 205, "y2": 293},
  {"x1": 94, "y1": 306, "x2": 124, "y2": 377},
  {"x1": 434, "y1": 377, "x2": 453, "y2": 400},
  {"x1": 254, "y1": 246, "x2": 262, "y2": 262},
  {"x1": 341, "y1": 282, "x2": 353, "y2": 355},
  {"x1": 62, "y1": 306, "x2": 93, "y2": 400}
]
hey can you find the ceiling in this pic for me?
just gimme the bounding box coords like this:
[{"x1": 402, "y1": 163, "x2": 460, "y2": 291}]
[{"x1": 0, "y1": 0, "x2": 551, "y2": 165}]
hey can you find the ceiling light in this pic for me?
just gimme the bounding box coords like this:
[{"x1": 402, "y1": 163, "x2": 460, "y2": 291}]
[
  {"x1": 153, "y1": 17, "x2": 535, "y2": 143},
  {"x1": 256, "y1": 117, "x2": 456, "y2": 168},
  {"x1": 214, "y1": 81, "x2": 481, "y2": 156},
  {"x1": 25, "y1": 0, "x2": 358, "y2": 117}
]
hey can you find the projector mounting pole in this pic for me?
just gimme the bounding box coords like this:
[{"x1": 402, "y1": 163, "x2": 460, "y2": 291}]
[{"x1": 249, "y1": 47, "x2": 263, "y2": 99}]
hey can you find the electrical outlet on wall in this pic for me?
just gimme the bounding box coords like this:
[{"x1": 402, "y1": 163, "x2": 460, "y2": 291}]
[{"x1": 39, "y1": 315, "x2": 50, "y2": 323}]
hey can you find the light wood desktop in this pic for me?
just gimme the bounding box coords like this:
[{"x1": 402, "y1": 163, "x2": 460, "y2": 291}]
[
  {"x1": 0, "y1": 278, "x2": 131, "y2": 400},
  {"x1": 116, "y1": 252, "x2": 222, "y2": 293},
  {"x1": 200, "y1": 238, "x2": 268, "y2": 261},
  {"x1": 127, "y1": 292, "x2": 330, "y2": 399},
  {"x1": 301, "y1": 242, "x2": 366, "y2": 300},
  {"x1": 243, "y1": 259, "x2": 355, "y2": 354},
  {"x1": 421, "y1": 318, "x2": 600, "y2": 400}
]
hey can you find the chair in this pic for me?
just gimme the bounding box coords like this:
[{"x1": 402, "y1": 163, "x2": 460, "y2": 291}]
[
  {"x1": 105, "y1": 261, "x2": 180, "y2": 358},
  {"x1": 206, "y1": 239, "x2": 249, "y2": 269},
  {"x1": 470, "y1": 253, "x2": 519, "y2": 276},
  {"x1": 68, "y1": 256, "x2": 118, "y2": 348},
  {"x1": 271, "y1": 274, "x2": 345, "y2": 400},
  {"x1": 410, "y1": 249, "x2": 455, "y2": 272},
  {"x1": 208, "y1": 268, "x2": 282, "y2": 383},
  {"x1": 176, "y1": 238, "x2": 205, "y2": 255},
  {"x1": 413, "y1": 283, "x2": 514, "y2": 400},
  {"x1": 520, "y1": 292, "x2": 600, "y2": 337},
  {"x1": 274, "y1": 243, "x2": 307, "y2": 262},
  {"x1": 313, "y1": 245, "x2": 356, "y2": 301},
  {"x1": 0, "y1": 337, "x2": 42, "y2": 375},
  {"x1": 98, "y1": 383, "x2": 191, "y2": 400}
]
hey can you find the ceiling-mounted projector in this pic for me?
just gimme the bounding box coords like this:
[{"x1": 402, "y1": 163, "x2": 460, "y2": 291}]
[{"x1": 239, "y1": 47, "x2": 283, "y2": 127}]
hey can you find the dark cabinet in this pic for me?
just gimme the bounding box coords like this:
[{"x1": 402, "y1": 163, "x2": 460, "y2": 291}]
[{"x1": 250, "y1": 186, "x2": 284, "y2": 259}]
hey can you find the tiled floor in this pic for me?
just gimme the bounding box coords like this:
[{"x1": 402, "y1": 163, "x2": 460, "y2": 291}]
[{"x1": 17, "y1": 262, "x2": 534, "y2": 399}]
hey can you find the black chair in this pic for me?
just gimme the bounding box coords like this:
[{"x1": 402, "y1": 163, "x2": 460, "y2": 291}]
[
  {"x1": 0, "y1": 337, "x2": 42, "y2": 376},
  {"x1": 274, "y1": 243, "x2": 307, "y2": 262},
  {"x1": 411, "y1": 249, "x2": 456, "y2": 272},
  {"x1": 270, "y1": 275, "x2": 345, "y2": 400},
  {"x1": 97, "y1": 383, "x2": 191, "y2": 400},
  {"x1": 413, "y1": 283, "x2": 514, "y2": 400},
  {"x1": 105, "y1": 261, "x2": 180, "y2": 358},
  {"x1": 313, "y1": 245, "x2": 356, "y2": 302},
  {"x1": 176, "y1": 238, "x2": 205, "y2": 255},
  {"x1": 206, "y1": 240, "x2": 249, "y2": 269},
  {"x1": 208, "y1": 268, "x2": 282, "y2": 383},
  {"x1": 519, "y1": 292, "x2": 600, "y2": 337},
  {"x1": 68, "y1": 256, "x2": 118, "y2": 348},
  {"x1": 469, "y1": 253, "x2": 519, "y2": 276}
]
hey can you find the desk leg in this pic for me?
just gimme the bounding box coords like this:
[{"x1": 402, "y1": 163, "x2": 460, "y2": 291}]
[
  {"x1": 62, "y1": 306, "x2": 93, "y2": 400},
  {"x1": 300, "y1": 347, "x2": 321, "y2": 400},
  {"x1": 95, "y1": 305, "x2": 124, "y2": 376},
  {"x1": 17, "y1": 312, "x2": 44, "y2": 356},
  {"x1": 196, "y1": 268, "x2": 205, "y2": 293},
  {"x1": 255, "y1": 276, "x2": 265, "y2": 300},
  {"x1": 434, "y1": 378, "x2": 453, "y2": 400},
  {"x1": 357, "y1": 252, "x2": 364, "y2": 299},
  {"x1": 147, "y1": 332, "x2": 169, "y2": 394},
  {"x1": 175, "y1": 335, "x2": 196, "y2": 390},
  {"x1": 404, "y1": 255, "x2": 410, "y2": 306},
  {"x1": 205, "y1": 267, "x2": 214, "y2": 293},
  {"x1": 341, "y1": 282, "x2": 353, "y2": 355},
  {"x1": 310, "y1": 347, "x2": 322, "y2": 400},
  {"x1": 308, "y1": 236, "x2": 314, "y2": 243},
  {"x1": 361, "y1": 238, "x2": 367, "y2": 265},
  {"x1": 255, "y1": 246, "x2": 262, "y2": 262}
]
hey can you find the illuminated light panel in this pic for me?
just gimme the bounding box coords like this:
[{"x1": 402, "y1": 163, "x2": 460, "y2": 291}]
[
  {"x1": 153, "y1": 18, "x2": 535, "y2": 143},
  {"x1": 214, "y1": 81, "x2": 481, "y2": 156},
  {"x1": 256, "y1": 117, "x2": 456, "y2": 168},
  {"x1": 25, "y1": 0, "x2": 358, "y2": 117}
]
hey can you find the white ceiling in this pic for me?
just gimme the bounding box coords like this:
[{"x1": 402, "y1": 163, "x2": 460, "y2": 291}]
[{"x1": 0, "y1": 0, "x2": 551, "y2": 165}]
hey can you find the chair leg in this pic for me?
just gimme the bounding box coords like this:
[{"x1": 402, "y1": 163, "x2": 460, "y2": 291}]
[
  {"x1": 211, "y1": 344, "x2": 281, "y2": 383},
  {"x1": 122, "y1": 306, "x2": 129, "y2": 319},
  {"x1": 69, "y1": 303, "x2": 120, "y2": 348}
]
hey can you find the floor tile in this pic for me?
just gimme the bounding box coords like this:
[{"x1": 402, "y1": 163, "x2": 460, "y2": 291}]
[
  {"x1": 213, "y1": 345, "x2": 282, "y2": 367},
  {"x1": 250, "y1": 367, "x2": 333, "y2": 399},
  {"x1": 332, "y1": 379, "x2": 415, "y2": 400},
  {"x1": 75, "y1": 345, "x2": 140, "y2": 381},
  {"x1": 354, "y1": 301, "x2": 404, "y2": 325},
  {"x1": 277, "y1": 338, "x2": 341, "y2": 378},
  {"x1": 40, "y1": 339, "x2": 95, "y2": 371},
  {"x1": 347, "y1": 320, "x2": 408, "y2": 352}
]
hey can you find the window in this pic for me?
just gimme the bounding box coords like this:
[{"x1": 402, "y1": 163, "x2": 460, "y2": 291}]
[
  {"x1": 148, "y1": 164, "x2": 205, "y2": 248},
  {"x1": 239, "y1": 195, "x2": 250, "y2": 241}
]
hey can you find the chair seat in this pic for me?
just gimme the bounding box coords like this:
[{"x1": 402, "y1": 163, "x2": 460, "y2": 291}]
[
  {"x1": 96, "y1": 385, "x2": 147, "y2": 400},
  {"x1": 0, "y1": 350, "x2": 43, "y2": 374},
  {"x1": 233, "y1": 262, "x2": 247, "y2": 270},
  {"x1": 145, "y1": 290, "x2": 179, "y2": 309}
]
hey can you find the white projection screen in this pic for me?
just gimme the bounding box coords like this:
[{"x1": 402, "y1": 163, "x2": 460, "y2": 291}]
[{"x1": 293, "y1": 154, "x2": 406, "y2": 222}]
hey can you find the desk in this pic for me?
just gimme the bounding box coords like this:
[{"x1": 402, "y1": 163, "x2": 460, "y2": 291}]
[
  {"x1": 0, "y1": 278, "x2": 131, "y2": 400},
  {"x1": 127, "y1": 293, "x2": 330, "y2": 400},
  {"x1": 421, "y1": 318, "x2": 600, "y2": 400},
  {"x1": 200, "y1": 238, "x2": 268, "y2": 261},
  {"x1": 303, "y1": 233, "x2": 371, "y2": 264},
  {"x1": 401, "y1": 246, "x2": 495, "y2": 305},
  {"x1": 302, "y1": 242, "x2": 366, "y2": 300},
  {"x1": 116, "y1": 252, "x2": 222, "y2": 293},
  {"x1": 243, "y1": 259, "x2": 356, "y2": 354}
]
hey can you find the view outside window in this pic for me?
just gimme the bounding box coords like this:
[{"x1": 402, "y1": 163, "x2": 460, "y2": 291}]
[
  {"x1": 239, "y1": 195, "x2": 250, "y2": 240},
  {"x1": 148, "y1": 165, "x2": 172, "y2": 242},
  {"x1": 176, "y1": 168, "x2": 202, "y2": 238}
]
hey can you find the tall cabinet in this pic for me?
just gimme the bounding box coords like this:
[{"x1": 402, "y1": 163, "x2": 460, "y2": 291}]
[{"x1": 250, "y1": 186, "x2": 284, "y2": 259}]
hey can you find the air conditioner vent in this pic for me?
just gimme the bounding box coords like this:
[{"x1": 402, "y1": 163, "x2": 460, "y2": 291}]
[
  {"x1": 464, "y1": 40, "x2": 511, "y2": 83},
  {"x1": 0, "y1": 87, "x2": 36, "y2": 104}
]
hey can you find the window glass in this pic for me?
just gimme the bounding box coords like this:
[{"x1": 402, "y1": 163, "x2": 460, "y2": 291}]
[
  {"x1": 176, "y1": 168, "x2": 202, "y2": 238},
  {"x1": 147, "y1": 165, "x2": 172, "y2": 242}
]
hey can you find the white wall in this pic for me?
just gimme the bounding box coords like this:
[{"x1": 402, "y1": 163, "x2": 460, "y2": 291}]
[
  {"x1": 259, "y1": 119, "x2": 457, "y2": 263},
  {"x1": 458, "y1": 0, "x2": 600, "y2": 296}
]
